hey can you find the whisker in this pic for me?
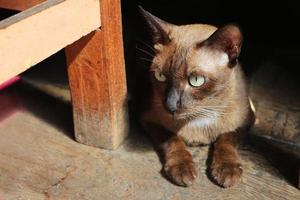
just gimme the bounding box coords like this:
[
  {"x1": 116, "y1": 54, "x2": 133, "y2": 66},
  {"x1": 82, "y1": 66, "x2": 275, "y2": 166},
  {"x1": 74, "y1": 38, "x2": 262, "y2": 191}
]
[
  {"x1": 137, "y1": 39, "x2": 156, "y2": 52},
  {"x1": 180, "y1": 109, "x2": 214, "y2": 119},
  {"x1": 136, "y1": 46, "x2": 155, "y2": 57},
  {"x1": 205, "y1": 105, "x2": 228, "y2": 107},
  {"x1": 139, "y1": 57, "x2": 162, "y2": 68},
  {"x1": 139, "y1": 57, "x2": 153, "y2": 63},
  {"x1": 182, "y1": 106, "x2": 227, "y2": 119}
]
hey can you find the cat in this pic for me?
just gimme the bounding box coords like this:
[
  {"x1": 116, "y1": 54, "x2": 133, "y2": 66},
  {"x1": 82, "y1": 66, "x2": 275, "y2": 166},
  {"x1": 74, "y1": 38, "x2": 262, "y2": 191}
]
[{"x1": 138, "y1": 6, "x2": 255, "y2": 188}]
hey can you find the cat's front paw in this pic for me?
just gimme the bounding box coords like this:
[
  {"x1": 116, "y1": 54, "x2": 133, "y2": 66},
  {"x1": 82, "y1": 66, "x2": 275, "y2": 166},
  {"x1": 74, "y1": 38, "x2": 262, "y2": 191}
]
[
  {"x1": 210, "y1": 161, "x2": 242, "y2": 188},
  {"x1": 164, "y1": 160, "x2": 197, "y2": 187}
]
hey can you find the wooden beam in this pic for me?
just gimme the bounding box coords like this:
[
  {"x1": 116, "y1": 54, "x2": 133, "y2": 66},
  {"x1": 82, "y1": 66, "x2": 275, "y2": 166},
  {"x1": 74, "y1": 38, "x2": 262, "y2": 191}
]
[
  {"x1": 0, "y1": 0, "x2": 101, "y2": 84},
  {"x1": 65, "y1": 0, "x2": 129, "y2": 149},
  {"x1": 0, "y1": 0, "x2": 45, "y2": 11}
]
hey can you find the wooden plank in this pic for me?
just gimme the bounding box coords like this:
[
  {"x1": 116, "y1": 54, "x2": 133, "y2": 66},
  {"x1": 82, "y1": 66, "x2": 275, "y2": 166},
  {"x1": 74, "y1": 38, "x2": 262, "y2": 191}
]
[
  {"x1": 65, "y1": 0, "x2": 129, "y2": 149},
  {"x1": 0, "y1": 0, "x2": 45, "y2": 11},
  {"x1": 0, "y1": 0, "x2": 101, "y2": 84}
]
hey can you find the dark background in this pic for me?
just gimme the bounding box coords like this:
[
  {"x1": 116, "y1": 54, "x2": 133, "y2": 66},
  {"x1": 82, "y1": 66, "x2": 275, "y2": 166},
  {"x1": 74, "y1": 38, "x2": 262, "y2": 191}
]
[{"x1": 122, "y1": 0, "x2": 300, "y2": 48}]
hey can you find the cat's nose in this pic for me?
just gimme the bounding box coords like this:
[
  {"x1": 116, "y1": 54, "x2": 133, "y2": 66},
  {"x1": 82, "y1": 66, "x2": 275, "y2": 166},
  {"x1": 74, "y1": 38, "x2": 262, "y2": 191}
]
[
  {"x1": 166, "y1": 102, "x2": 178, "y2": 114},
  {"x1": 165, "y1": 88, "x2": 181, "y2": 114},
  {"x1": 166, "y1": 100, "x2": 179, "y2": 114}
]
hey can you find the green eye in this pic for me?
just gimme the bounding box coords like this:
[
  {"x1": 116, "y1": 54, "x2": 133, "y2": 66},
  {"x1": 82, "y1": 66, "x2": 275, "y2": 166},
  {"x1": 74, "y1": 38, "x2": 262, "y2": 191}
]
[
  {"x1": 188, "y1": 75, "x2": 205, "y2": 87},
  {"x1": 154, "y1": 70, "x2": 167, "y2": 82}
]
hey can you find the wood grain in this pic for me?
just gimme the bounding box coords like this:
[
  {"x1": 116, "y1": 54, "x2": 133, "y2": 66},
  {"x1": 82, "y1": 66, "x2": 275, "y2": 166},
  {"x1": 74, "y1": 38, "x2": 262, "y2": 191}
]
[
  {"x1": 0, "y1": 0, "x2": 45, "y2": 11},
  {"x1": 65, "y1": 0, "x2": 129, "y2": 149},
  {"x1": 0, "y1": 86, "x2": 298, "y2": 199},
  {"x1": 0, "y1": 0, "x2": 101, "y2": 84}
]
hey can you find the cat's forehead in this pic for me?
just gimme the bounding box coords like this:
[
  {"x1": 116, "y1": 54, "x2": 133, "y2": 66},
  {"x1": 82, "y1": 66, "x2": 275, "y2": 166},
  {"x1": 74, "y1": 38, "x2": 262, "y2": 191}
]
[
  {"x1": 154, "y1": 44, "x2": 228, "y2": 75},
  {"x1": 189, "y1": 48, "x2": 229, "y2": 73},
  {"x1": 154, "y1": 49, "x2": 228, "y2": 78},
  {"x1": 172, "y1": 25, "x2": 229, "y2": 71},
  {"x1": 171, "y1": 24, "x2": 217, "y2": 47}
]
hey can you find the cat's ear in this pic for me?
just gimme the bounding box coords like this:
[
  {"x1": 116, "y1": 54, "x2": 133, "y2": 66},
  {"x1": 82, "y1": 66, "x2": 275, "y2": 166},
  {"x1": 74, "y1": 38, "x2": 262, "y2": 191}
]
[
  {"x1": 203, "y1": 24, "x2": 243, "y2": 64},
  {"x1": 139, "y1": 6, "x2": 172, "y2": 46}
]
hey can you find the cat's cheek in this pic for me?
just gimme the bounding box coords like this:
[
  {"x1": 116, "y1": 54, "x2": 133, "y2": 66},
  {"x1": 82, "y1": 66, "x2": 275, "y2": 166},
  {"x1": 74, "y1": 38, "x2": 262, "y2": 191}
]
[
  {"x1": 152, "y1": 81, "x2": 168, "y2": 103},
  {"x1": 189, "y1": 90, "x2": 208, "y2": 102},
  {"x1": 179, "y1": 92, "x2": 194, "y2": 109},
  {"x1": 188, "y1": 80, "x2": 217, "y2": 101}
]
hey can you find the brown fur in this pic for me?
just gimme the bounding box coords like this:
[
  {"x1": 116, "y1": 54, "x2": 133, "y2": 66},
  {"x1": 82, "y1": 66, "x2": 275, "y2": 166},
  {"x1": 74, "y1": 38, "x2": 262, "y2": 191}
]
[{"x1": 139, "y1": 7, "x2": 255, "y2": 187}]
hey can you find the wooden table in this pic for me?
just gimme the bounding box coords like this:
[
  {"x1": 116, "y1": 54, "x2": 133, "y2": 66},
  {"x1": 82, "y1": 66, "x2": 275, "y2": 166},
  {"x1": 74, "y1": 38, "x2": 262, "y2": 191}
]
[{"x1": 0, "y1": 0, "x2": 129, "y2": 149}]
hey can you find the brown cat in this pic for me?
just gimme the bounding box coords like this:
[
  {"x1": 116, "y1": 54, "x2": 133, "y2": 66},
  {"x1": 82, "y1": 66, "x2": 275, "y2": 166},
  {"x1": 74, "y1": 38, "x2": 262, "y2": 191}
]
[{"x1": 138, "y1": 7, "x2": 255, "y2": 188}]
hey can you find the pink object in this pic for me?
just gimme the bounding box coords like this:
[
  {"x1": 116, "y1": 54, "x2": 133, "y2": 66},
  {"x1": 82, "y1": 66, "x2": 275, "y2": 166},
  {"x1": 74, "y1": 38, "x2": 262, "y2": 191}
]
[{"x1": 0, "y1": 76, "x2": 21, "y2": 90}]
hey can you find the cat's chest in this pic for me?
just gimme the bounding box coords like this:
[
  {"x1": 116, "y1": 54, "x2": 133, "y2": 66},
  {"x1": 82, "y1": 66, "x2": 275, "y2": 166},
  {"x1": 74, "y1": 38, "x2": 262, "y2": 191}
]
[
  {"x1": 187, "y1": 117, "x2": 215, "y2": 128},
  {"x1": 178, "y1": 117, "x2": 218, "y2": 145}
]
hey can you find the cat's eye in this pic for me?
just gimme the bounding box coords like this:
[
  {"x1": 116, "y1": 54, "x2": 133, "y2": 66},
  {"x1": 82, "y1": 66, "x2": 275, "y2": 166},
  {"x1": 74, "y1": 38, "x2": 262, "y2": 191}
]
[
  {"x1": 154, "y1": 70, "x2": 167, "y2": 82},
  {"x1": 188, "y1": 75, "x2": 205, "y2": 87}
]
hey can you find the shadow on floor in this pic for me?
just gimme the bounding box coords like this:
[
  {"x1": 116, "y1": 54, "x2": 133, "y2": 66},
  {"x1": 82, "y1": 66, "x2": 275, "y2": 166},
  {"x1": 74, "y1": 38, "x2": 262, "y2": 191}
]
[
  {"x1": 248, "y1": 133, "x2": 300, "y2": 187},
  {"x1": 1, "y1": 82, "x2": 75, "y2": 140}
]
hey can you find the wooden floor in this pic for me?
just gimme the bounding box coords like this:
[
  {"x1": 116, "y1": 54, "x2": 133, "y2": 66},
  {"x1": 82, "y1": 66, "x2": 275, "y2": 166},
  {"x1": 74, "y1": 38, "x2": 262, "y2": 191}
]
[{"x1": 0, "y1": 84, "x2": 299, "y2": 200}]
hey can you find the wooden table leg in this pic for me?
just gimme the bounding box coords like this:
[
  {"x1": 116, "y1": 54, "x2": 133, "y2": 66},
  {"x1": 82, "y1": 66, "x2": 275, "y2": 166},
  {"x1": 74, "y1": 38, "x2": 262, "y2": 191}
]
[{"x1": 65, "y1": 0, "x2": 128, "y2": 149}]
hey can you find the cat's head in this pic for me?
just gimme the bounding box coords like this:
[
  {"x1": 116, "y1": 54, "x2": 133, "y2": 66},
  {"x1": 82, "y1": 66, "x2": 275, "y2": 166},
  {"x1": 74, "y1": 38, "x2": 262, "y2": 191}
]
[{"x1": 139, "y1": 7, "x2": 243, "y2": 119}]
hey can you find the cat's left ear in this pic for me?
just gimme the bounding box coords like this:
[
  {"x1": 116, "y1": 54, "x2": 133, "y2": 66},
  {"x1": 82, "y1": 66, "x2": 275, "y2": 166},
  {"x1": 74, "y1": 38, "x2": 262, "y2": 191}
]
[
  {"x1": 138, "y1": 6, "x2": 173, "y2": 46},
  {"x1": 203, "y1": 24, "x2": 243, "y2": 64}
]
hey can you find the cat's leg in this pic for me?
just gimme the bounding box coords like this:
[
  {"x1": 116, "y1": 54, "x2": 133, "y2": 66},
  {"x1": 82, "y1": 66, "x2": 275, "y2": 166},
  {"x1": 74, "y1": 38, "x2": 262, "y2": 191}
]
[
  {"x1": 163, "y1": 135, "x2": 197, "y2": 186},
  {"x1": 144, "y1": 123, "x2": 197, "y2": 187},
  {"x1": 209, "y1": 130, "x2": 244, "y2": 188},
  {"x1": 210, "y1": 108, "x2": 255, "y2": 188}
]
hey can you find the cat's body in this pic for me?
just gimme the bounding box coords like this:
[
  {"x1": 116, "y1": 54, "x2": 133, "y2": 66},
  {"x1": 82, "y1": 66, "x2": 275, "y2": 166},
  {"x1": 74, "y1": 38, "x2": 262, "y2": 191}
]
[{"x1": 139, "y1": 7, "x2": 255, "y2": 188}]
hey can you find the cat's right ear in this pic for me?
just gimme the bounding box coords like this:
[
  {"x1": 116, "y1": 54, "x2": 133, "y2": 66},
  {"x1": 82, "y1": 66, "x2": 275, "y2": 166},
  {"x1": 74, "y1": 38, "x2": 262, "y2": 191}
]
[
  {"x1": 201, "y1": 24, "x2": 243, "y2": 65},
  {"x1": 138, "y1": 6, "x2": 172, "y2": 46}
]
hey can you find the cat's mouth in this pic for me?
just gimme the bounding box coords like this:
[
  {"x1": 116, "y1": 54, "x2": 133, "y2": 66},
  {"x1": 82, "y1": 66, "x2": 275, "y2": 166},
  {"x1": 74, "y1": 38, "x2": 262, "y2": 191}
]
[
  {"x1": 171, "y1": 110, "x2": 191, "y2": 120},
  {"x1": 164, "y1": 108, "x2": 183, "y2": 119}
]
